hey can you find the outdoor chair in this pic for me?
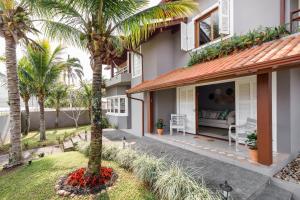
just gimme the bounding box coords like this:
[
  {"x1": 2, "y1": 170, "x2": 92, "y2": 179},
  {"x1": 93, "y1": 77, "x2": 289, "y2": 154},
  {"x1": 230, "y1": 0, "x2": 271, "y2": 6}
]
[
  {"x1": 228, "y1": 118, "x2": 257, "y2": 151},
  {"x1": 170, "y1": 114, "x2": 186, "y2": 136}
]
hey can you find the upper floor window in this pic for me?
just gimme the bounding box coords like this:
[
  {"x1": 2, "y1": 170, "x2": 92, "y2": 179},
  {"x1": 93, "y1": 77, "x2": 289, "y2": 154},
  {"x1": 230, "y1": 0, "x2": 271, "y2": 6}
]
[
  {"x1": 195, "y1": 8, "x2": 220, "y2": 48},
  {"x1": 181, "y1": 0, "x2": 230, "y2": 51},
  {"x1": 131, "y1": 52, "x2": 142, "y2": 78},
  {"x1": 107, "y1": 95, "x2": 128, "y2": 116}
]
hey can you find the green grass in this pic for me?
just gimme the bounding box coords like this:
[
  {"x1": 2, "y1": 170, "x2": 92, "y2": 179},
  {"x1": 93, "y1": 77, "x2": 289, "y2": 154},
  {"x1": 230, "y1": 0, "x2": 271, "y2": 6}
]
[
  {"x1": 0, "y1": 152, "x2": 156, "y2": 200},
  {"x1": 0, "y1": 126, "x2": 90, "y2": 155}
]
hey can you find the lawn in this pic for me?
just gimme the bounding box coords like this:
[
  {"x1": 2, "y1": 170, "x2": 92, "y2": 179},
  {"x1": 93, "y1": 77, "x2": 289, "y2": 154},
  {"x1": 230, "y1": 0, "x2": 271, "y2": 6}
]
[
  {"x1": 0, "y1": 152, "x2": 156, "y2": 200},
  {"x1": 0, "y1": 126, "x2": 90, "y2": 155}
]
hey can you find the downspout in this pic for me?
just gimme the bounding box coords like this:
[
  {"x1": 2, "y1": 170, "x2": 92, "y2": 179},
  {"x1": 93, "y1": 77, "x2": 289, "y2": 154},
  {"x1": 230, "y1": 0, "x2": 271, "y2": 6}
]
[{"x1": 126, "y1": 93, "x2": 145, "y2": 137}]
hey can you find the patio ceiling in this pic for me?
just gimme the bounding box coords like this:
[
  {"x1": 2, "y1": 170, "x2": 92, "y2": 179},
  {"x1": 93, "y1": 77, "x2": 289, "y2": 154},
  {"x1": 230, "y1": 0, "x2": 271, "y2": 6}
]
[{"x1": 127, "y1": 34, "x2": 300, "y2": 94}]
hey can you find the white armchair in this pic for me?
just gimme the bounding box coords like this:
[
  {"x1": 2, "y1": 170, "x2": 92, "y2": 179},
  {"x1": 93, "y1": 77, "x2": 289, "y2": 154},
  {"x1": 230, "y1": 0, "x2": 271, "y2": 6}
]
[
  {"x1": 228, "y1": 118, "x2": 257, "y2": 151},
  {"x1": 170, "y1": 114, "x2": 186, "y2": 136}
]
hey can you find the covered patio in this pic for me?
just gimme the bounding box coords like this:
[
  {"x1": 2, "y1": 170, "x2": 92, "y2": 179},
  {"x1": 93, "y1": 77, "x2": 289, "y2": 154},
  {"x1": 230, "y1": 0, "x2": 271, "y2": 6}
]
[
  {"x1": 145, "y1": 131, "x2": 290, "y2": 176},
  {"x1": 128, "y1": 34, "x2": 300, "y2": 167}
]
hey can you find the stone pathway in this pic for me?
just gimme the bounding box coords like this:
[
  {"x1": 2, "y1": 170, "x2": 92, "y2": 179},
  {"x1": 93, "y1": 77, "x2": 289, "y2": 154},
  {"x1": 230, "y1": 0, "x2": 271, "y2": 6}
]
[{"x1": 103, "y1": 130, "x2": 292, "y2": 200}]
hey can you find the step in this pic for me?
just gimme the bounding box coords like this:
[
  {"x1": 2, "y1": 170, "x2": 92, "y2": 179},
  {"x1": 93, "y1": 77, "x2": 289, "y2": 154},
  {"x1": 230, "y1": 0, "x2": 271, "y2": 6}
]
[{"x1": 252, "y1": 184, "x2": 293, "y2": 200}]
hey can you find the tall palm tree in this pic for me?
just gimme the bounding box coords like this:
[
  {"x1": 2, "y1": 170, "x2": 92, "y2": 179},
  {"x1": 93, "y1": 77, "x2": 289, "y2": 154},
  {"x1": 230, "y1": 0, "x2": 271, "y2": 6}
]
[
  {"x1": 18, "y1": 57, "x2": 34, "y2": 136},
  {"x1": 46, "y1": 83, "x2": 68, "y2": 128},
  {"x1": 0, "y1": 0, "x2": 39, "y2": 165},
  {"x1": 22, "y1": 40, "x2": 65, "y2": 141},
  {"x1": 63, "y1": 55, "x2": 83, "y2": 86},
  {"x1": 37, "y1": 0, "x2": 197, "y2": 175}
]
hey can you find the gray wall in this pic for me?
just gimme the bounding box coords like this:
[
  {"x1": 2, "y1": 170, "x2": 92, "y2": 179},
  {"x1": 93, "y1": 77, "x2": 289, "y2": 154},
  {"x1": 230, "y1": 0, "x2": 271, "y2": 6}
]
[
  {"x1": 23, "y1": 110, "x2": 90, "y2": 131},
  {"x1": 198, "y1": 82, "x2": 235, "y2": 111},
  {"x1": 277, "y1": 68, "x2": 300, "y2": 155},
  {"x1": 233, "y1": 0, "x2": 280, "y2": 35}
]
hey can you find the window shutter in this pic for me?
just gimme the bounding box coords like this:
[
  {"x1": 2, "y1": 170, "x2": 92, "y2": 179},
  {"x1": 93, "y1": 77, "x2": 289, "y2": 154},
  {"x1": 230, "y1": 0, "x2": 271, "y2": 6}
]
[
  {"x1": 219, "y1": 0, "x2": 230, "y2": 35},
  {"x1": 187, "y1": 21, "x2": 195, "y2": 50},
  {"x1": 180, "y1": 22, "x2": 188, "y2": 51}
]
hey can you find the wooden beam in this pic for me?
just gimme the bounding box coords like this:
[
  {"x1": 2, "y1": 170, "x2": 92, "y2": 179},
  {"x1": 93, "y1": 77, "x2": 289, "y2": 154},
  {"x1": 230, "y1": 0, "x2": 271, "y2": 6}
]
[
  {"x1": 147, "y1": 91, "x2": 154, "y2": 133},
  {"x1": 257, "y1": 73, "x2": 273, "y2": 165},
  {"x1": 280, "y1": 0, "x2": 285, "y2": 25}
]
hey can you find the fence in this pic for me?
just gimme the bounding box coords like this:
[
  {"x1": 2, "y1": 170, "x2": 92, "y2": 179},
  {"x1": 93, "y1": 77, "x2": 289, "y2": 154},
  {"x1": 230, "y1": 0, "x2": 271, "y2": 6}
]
[{"x1": 0, "y1": 114, "x2": 10, "y2": 145}]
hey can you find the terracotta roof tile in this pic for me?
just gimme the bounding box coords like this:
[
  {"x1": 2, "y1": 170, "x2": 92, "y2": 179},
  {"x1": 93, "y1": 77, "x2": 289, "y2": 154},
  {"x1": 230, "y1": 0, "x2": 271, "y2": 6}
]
[{"x1": 127, "y1": 34, "x2": 300, "y2": 94}]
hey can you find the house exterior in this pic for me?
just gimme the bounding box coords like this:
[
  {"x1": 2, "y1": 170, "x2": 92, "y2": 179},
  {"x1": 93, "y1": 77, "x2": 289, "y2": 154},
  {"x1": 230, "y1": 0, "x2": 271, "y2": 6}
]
[{"x1": 105, "y1": 0, "x2": 300, "y2": 170}]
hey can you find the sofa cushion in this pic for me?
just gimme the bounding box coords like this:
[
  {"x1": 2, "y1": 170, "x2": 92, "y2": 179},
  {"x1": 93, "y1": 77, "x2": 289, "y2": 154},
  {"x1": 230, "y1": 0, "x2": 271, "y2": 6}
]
[{"x1": 218, "y1": 109, "x2": 229, "y2": 120}]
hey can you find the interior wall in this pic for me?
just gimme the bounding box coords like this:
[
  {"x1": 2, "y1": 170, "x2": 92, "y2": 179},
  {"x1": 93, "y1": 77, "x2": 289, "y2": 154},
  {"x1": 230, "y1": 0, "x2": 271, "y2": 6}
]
[{"x1": 198, "y1": 82, "x2": 235, "y2": 111}]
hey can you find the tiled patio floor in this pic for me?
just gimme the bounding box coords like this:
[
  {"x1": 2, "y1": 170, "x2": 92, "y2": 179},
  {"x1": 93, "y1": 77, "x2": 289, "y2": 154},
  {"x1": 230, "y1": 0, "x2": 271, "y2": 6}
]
[{"x1": 145, "y1": 132, "x2": 290, "y2": 176}]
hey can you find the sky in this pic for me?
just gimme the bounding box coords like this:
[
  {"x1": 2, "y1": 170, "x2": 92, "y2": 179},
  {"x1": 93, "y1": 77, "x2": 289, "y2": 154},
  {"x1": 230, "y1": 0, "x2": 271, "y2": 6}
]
[{"x1": 0, "y1": 0, "x2": 161, "y2": 81}]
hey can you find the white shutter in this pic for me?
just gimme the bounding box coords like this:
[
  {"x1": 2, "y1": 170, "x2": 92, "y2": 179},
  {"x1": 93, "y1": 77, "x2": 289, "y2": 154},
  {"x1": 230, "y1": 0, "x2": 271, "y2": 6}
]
[
  {"x1": 236, "y1": 77, "x2": 257, "y2": 126},
  {"x1": 180, "y1": 22, "x2": 188, "y2": 51},
  {"x1": 177, "y1": 86, "x2": 196, "y2": 134},
  {"x1": 219, "y1": 0, "x2": 230, "y2": 35},
  {"x1": 187, "y1": 21, "x2": 195, "y2": 50}
]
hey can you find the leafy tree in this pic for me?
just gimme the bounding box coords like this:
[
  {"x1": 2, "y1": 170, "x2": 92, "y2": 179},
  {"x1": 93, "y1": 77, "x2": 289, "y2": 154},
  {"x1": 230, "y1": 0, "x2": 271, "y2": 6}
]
[
  {"x1": 80, "y1": 81, "x2": 92, "y2": 120},
  {"x1": 17, "y1": 57, "x2": 34, "y2": 136},
  {"x1": 37, "y1": 0, "x2": 197, "y2": 175},
  {"x1": 22, "y1": 40, "x2": 66, "y2": 141},
  {"x1": 0, "y1": 0, "x2": 40, "y2": 165},
  {"x1": 46, "y1": 83, "x2": 68, "y2": 128}
]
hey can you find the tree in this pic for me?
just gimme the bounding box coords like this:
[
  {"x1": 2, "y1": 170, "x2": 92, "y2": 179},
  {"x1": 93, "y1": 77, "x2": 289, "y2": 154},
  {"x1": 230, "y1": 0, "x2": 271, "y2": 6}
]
[
  {"x1": 0, "y1": 0, "x2": 39, "y2": 165},
  {"x1": 64, "y1": 87, "x2": 85, "y2": 128},
  {"x1": 23, "y1": 40, "x2": 65, "y2": 141},
  {"x1": 63, "y1": 55, "x2": 83, "y2": 86},
  {"x1": 45, "y1": 83, "x2": 68, "y2": 128},
  {"x1": 80, "y1": 81, "x2": 92, "y2": 120},
  {"x1": 39, "y1": 0, "x2": 197, "y2": 175},
  {"x1": 17, "y1": 57, "x2": 34, "y2": 136}
]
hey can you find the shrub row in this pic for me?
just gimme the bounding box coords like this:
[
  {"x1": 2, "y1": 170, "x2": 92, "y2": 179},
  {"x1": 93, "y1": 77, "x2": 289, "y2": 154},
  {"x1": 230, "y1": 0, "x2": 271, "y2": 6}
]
[
  {"x1": 188, "y1": 26, "x2": 289, "y2": 66},
  {"x1": 77, "y1": 142, "x2": 220, "y2": 200}
]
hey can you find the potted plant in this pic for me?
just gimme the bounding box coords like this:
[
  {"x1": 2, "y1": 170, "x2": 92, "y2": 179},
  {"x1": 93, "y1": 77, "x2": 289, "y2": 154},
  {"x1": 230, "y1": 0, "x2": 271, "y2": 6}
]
[
  {"x1": 245, "y1": 131, "x2": 258, "y2": 162},
  {"x1": 156, "y1": 119, "x2": 164, "y2": 136}
]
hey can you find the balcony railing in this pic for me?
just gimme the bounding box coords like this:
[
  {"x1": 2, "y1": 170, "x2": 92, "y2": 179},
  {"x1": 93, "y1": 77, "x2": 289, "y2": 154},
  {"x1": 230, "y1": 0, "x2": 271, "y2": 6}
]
[
  {"x1": 290, "y1": 9, "x2": 300, "y2": 33},
  {"x1": 113, "y1": 66, "x2": 130, "y2": 78}
]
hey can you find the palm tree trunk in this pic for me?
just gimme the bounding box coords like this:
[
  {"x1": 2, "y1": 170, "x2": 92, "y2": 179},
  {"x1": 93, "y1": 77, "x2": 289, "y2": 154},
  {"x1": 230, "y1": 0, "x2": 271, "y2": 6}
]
[
  {"x1": 38, "y1": 95, "x2": 46, "y2": 141},
  {"x1": 5, "y1": 36, "x2": 22, "y2": 165},
  {"x1": 87, "y1": 54, "x2": 103, "y2": 175},
  {"x1": 24, "y1": 97, "x2": 30, "y2": 135}
]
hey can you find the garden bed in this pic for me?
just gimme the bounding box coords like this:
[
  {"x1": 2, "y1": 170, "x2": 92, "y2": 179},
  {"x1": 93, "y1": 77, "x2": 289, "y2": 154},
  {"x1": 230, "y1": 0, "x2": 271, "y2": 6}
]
[{"x1": 274, "y1": 154, "x2": 300, "y2": 184}]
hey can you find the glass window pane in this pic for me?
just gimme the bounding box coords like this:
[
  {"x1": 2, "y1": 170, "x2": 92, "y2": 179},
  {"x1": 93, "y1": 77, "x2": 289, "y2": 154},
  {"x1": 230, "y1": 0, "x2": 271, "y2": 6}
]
[
  {"x1": 114, "y1": 98, "x2": 119, "y2": 113},
  {"x1": 120, "y1": 98, "x2": 126, "y2": 113},
  {"x1": 111, "y1": 99, "x2": 114, "y2": 113},
  {"x1": 211, "y1": 11, "x2": 220, "y2": 40}
]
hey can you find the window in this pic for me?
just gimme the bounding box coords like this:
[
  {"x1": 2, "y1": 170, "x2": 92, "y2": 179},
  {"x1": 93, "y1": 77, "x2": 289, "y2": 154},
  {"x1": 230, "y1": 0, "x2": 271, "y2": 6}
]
[
  {"x1": 131, "y1": 52, "x2": 142, "y2": 78},
  {"x1": 106, "y1": 95, "x2": 128, "y2": 116},
  {"x1": 195, "y1": 8, "x2": 221, "y2": 48}
]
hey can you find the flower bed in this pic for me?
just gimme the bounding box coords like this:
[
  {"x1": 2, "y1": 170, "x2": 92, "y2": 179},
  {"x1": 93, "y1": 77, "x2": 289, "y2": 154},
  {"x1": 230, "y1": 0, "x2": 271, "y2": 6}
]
[{"x1": 55, "y1": 166, "x2": 118, "y2": 197}]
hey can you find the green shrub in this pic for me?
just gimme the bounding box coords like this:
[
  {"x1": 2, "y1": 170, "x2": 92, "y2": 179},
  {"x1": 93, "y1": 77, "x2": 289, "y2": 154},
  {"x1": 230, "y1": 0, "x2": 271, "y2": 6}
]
[
  {"x1": 116, "y1": 148, "x2": 139, "y2": 170},
  {"x1": 133, "y1": 154, "x2": 166, "y2": 187},
  {"x1": 77, "y1": 141, "x2": 90, "y2": 157},
  {"x1": 101, "y1": 116, "x2": 110, "y2": 129},
  {"x1": 188, "y1": 26, "x2": 288, "y2": 66},
  {"x1": 154, "y1": 164, "x2": 218, "y2": 200},
  {"x1": 102, "y1": 144, "x2": 120, "y2": 161}
]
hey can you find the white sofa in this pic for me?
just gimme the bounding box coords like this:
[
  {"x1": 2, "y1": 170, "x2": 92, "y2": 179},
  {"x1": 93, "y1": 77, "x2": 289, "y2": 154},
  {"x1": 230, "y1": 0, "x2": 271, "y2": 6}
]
[{"x1": 198, "y1": 110, "x2": 235, "y2": 129}]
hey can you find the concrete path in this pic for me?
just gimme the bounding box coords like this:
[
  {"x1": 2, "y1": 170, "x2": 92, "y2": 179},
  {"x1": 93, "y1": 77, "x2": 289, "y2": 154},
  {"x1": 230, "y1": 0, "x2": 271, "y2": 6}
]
[{"x1": 103, "y1": 130, "x2": 292, "y2": 200}]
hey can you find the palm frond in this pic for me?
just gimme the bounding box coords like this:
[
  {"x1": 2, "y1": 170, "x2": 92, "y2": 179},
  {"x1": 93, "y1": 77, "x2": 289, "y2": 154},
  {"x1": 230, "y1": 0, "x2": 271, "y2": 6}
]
[{"x1": 118, "y1": 0, "x2": 198, "y2": 47}]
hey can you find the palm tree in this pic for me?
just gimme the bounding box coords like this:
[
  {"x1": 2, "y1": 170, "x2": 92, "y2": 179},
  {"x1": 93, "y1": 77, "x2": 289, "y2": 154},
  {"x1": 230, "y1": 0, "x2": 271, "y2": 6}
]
[
  {"x1": 63, "y1": 55, "x2": 83, "y2": 86},
  {"x1": 80, "y1": 81, "x2": 92, "y2": 120},
  {"x1": 0, "y1": 0, "x2": 41, "y2": 165},
  {"x1": 38, "y1": 0, "x2": 197, "y2": 175},
  {"x1": 46, "y1": 83, "x2": 68, "y2": 128},
  {"x1": 23, "y1": 40, "x2": 65, "y2": 141},
  {"x1": 18, "y1": 57, "x2": 34, "y2": 136}
]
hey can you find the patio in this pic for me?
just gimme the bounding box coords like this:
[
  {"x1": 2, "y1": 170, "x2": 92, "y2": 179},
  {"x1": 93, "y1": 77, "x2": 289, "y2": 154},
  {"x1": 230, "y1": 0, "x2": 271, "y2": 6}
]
[{"x1": 145, "y1": 131, "x2": 290, "y2": 176}]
